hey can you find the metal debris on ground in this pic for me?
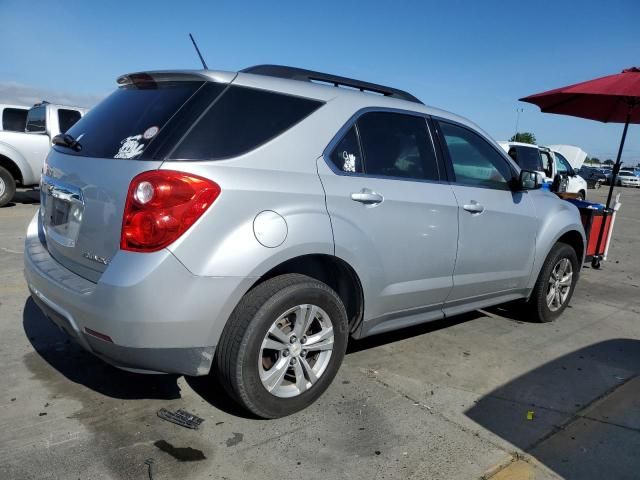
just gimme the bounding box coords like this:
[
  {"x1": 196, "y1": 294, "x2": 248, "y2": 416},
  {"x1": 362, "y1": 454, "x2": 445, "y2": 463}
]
[
  {"x1": 157, "y1": 408, "x2": 204, "y2": 430},
  {"x1": 144, "y1": 458, "x2": 155, "y2": 480}
]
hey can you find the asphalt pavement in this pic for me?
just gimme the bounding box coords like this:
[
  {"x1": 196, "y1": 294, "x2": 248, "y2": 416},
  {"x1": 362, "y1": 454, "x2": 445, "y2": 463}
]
[{"x1": 1, "y1": 186, "x2": 638, "y2": 480}]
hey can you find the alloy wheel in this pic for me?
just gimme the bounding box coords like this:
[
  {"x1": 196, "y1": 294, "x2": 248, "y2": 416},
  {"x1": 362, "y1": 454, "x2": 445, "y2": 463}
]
[
  {"x1": 259, "y1": 304, "x2": 334, "y2": 398},
  {"x1": 546, "y1": 258, "x2": 573, "y2": 311}
]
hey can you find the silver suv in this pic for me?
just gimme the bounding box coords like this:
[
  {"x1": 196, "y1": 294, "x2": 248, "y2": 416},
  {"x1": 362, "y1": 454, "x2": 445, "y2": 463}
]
[{"x1": 24, "y1": 65, "x2": 585, "y2": 418}]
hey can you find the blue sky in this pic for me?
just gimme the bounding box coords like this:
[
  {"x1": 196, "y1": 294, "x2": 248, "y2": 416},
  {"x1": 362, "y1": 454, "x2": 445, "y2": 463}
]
[{"x1": 2, "y1": 0, "x2": 639, "y2": 162}]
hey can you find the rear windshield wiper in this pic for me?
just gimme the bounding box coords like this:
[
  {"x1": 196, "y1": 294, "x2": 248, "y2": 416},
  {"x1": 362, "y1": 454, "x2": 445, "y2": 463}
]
[{"x1": 52, "y1": 133, "x2": 82, "y2": 152}]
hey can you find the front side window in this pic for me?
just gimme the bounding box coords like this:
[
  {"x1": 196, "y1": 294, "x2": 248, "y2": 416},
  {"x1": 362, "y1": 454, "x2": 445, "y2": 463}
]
[
  {"x1": 356, "y1": 112, "x2": 438, "y2": 180},
  {"x1": 509, "y1": 146, "x2": 543, "y2": 172},
  {"x1": 57, "y1": 109, "x2": 82, "y2": 134},
  {"x1": 25, "y1": 106, "x2": 46, "y2": 132},
  {"x1": 329, "y1": 126, "x2": 363, "y2": 173},
  {"x1": 438, "y1": 121, "x2": 513, "y2": 190},
  {"x1": 554, "y1": 152, "x2": 572, "y2": 175},
  {"x1": 2, "y1": 108, "x2": 28, "y2": 131},
  {"x1": 171, "y1": 86, "x2": 323, "y2": 160}
]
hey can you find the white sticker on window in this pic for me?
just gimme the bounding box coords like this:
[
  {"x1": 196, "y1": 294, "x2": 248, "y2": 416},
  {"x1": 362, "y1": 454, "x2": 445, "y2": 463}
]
[
  {"x1": 143, "y1": 125, "x2": 159, "y2": 140},
  {"x1": 114, "y1": 135, "x2": 145, "y2": 159},
  {"x1": 342, "y1": 150, "x2": 357, "y2": 173}
]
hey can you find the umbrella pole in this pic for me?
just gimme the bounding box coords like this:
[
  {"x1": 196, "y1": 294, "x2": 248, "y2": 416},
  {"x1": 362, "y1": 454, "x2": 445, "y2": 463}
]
[
  {"x1": 592, "y1": 112, "x2": 631, "y2": 268},
  {"x1": 605, "y1": 112, "x2": 631, "y2": 209}
]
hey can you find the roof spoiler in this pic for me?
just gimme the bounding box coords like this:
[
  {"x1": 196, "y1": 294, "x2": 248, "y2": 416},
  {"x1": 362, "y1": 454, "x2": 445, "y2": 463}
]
[
  {"x1": 241, "y1": 64, "x2": 423, "y2": 104},
  {"x1": 116, "y1": 71, "x2": 221, "y2": 87}
]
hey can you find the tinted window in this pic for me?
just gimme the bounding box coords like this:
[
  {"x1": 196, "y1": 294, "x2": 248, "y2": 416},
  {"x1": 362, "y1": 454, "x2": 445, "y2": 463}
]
[
  {"x1": 508, "y1": 145, "x2": 543, "y2": 172},
  {"x1": 63, "y1": 81, "x2": 205, "y2": 158},
  {"x1": 439, "y1": 121, "x2": 513, "y2": 190},
  {"x1": 171, "y1": 86, "x2": 323, "y2": 160},
  {"x1": 357, "y1": 112, "x2": 438, "y2": 180},
  {"x1": 329, "y1": 126, "x2": 363, "y2": 173},
  {"x1": 57, "y1": 109, "x2": 82, "y2": 134},
  {"x1": 25, "y1": 106, "x2": 46, "y2": 132},
  {"x1": 2, "y1": 108, "x2": 28, "y2": 131}
]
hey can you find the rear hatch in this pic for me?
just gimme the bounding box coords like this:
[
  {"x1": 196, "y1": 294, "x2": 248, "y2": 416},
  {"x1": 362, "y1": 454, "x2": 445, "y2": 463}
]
[{"x1": 41, "y1": 72, "x2": 230, "y2": 282}]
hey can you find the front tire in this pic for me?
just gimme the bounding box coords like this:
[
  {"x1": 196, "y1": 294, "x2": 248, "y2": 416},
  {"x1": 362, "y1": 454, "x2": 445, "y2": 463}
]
[
  {"x1": 215, "y1": 274, "x2": 348, "y2": 418},
  {"x1": 0, "y1": 166, "x2": 16, "y2": 207},
  {"x1": 527, "y1": 242, "x2": 579, "y2": 323}
]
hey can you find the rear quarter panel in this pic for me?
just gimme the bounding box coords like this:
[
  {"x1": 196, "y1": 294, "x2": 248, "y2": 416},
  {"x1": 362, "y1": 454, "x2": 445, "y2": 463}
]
[{"x1": 162, "y1": 101, "x2": 350, "y2": 278}]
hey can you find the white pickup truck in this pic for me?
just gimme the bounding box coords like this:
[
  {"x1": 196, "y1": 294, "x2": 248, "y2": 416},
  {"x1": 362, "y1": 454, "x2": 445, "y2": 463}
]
[
  {"x1": 0, "y1": 101, "x2": 87, "y2": 206},
  {"x1": 499, "y1": 141, "x2": 588, "y2": 200}
]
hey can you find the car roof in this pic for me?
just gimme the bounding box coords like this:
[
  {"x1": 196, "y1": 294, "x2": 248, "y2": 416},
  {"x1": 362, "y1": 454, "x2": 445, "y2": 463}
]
[
  {"x1": 119, "y1": 68, "x2": 499, "y2": 148},
  {"x1": 0, "y1": 104, "x2": 29, "y2": 110}
]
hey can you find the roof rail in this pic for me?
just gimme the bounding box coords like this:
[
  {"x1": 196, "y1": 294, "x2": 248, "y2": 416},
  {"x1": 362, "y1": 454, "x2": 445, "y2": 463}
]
[{"x1": 241, "y1": 64, "x2": 423, "y2": 104}]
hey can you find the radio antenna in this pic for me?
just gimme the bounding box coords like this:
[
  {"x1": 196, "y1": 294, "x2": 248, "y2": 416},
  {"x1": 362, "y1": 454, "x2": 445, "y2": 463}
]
[{"x1": 188, "y1": 33, "x2": 208, "y2": 69}]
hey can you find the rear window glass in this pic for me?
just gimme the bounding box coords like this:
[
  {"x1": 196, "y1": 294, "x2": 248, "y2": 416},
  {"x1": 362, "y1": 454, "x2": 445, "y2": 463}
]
[
  {"x1": 170, "y1": 86, "x2": 323, "y2": 160},
  {"x1": 62, "y1": 81, "x2": 204, "y2": 158},
  {"x1": 58, "y1": 109, "x2": 82, "y2": 134},
  {"x1": 2, "y1": 108, "x2": 28, "y2": 131}
]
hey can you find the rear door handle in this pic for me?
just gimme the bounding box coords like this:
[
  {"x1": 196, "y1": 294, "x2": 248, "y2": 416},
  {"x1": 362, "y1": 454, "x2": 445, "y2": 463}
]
[
  {"x1": 351, "y1": 191, "x2": 384, "y2": 205},
  {"x1": 463, "y1": 201, "x2": 484, "y2": 214}
]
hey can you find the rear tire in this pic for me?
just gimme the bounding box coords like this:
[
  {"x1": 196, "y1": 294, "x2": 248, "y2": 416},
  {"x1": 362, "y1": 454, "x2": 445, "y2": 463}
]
[
  {"x1": 527, "y1": 242, "x2": 579, "y2": 323},
  {"x1": 0, "y1": 166, "x2": 16, "y2": 207},
  {"x1": 215, "y1": 274, "x2": 348, "y2": 418}
]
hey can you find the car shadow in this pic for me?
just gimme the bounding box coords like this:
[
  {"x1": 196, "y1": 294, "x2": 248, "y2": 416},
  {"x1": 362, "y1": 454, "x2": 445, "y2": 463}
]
[
  {"x1": 347, "y1": 311, "x2": 483, "y2": 353},
  {"x1": 465, "y1": 339, "x2": 640, "y2": 480},
  {"x1": 23, "y1": 297, "x2": 181, "y2": 400},
  {"x1": 1, "y1": 188, "x2": 40, "y2": 207}
]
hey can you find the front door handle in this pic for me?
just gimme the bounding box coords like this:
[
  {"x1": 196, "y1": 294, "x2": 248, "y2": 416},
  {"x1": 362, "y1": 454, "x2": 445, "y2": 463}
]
[
  {"x1": 463, "y1": 201, "x2": 485, "y2": 214},
  {"x1": 351, "y1": 191, "x2": 384, "y2": 205}
]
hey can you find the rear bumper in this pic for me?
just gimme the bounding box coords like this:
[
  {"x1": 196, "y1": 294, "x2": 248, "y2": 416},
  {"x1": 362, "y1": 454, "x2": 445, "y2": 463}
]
[{"x1": 24, "y1": 212, "x2": 255, "y2": 375}]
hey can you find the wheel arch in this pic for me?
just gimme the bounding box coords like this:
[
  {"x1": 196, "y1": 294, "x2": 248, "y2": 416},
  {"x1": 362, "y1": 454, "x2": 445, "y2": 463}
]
[
  {"x1": 0, "y1": 152, "x2": 25, "y2": 185},
  {"x1": 247, "y1": 254, "x2": 364, "y2": 335}
]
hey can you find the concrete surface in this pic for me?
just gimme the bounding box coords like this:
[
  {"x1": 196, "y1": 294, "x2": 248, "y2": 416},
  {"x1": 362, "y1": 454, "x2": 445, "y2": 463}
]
[{"x1": 0, "y1": 186, "x2": 638, "y2": 480}]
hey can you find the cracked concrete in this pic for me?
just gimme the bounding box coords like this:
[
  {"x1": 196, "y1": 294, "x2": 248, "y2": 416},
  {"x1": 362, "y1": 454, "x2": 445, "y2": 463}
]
[{"x1": 1, "y1": 186, "x2": 639, "y2": 479}]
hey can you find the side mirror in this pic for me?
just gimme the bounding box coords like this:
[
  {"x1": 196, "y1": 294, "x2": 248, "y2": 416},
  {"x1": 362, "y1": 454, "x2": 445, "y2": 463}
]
[{"x1": 517, "y1": 170, "x2": 542, "y2": 190}]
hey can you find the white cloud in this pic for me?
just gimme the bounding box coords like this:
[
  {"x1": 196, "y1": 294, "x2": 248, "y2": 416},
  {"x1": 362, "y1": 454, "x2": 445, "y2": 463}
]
[{"x1": 0, "y1": 81, "x2": 106, "y2": 109}]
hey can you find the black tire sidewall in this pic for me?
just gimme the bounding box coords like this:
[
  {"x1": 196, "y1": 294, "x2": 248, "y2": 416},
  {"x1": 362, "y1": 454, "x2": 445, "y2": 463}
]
[
  {"x1": 0, "y1": 166, "x2": 16, "y2": 207},
  {"x1": 233, "y1": 278, "x2": 347, "y2": 418},
  {"x1": 532, "y1": 243, "x2": 579, "y2": 322}
]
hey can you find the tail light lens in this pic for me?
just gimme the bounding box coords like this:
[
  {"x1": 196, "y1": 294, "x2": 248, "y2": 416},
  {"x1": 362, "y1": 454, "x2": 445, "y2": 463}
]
[{"x1": 121, "y1": 170, "x2": 220, "y2": 252}]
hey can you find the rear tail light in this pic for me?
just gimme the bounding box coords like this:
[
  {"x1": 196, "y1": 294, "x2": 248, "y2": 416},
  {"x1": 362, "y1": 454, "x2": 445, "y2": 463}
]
[{"x1": 121, "y1": 170, "x2": 220, "y2": 252}]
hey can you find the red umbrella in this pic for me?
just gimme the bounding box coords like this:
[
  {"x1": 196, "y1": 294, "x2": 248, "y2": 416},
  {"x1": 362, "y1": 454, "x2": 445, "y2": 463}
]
[
  {"x1": 520, "y1": 67, "x2": 640, "y2": 209},
  {"x1": 520, "y1": 67, "x2": 640, "y2": 267}
]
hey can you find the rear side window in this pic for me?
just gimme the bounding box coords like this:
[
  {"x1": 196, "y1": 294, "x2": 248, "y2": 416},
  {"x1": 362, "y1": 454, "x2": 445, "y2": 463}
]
[
  {"x1": 58, "y1": 109, "x2": 82, "y2": 134},
  {"x1": 357, "y1": 112, "x2": 438, "y2": 180},
  {"x1": 170, "y1": 86, "x2": 323, "y2": 160},
  {"x1": 329, "y1": 126, "x2": 363, "y2": 173},
  {"x1": 2, "y1": 108, "x2": 28, "y2": 131},
  {"x1": 62, "y1": 81, "x2": 206, "y2": 158},
  {"x1": 26, "y1": 106, "x2": 46, "y2": 132}
]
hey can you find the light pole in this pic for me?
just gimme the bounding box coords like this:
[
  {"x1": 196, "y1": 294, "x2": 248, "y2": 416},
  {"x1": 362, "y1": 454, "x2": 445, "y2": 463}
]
[{"x1": 514, "y1": 108, "x2": 524, "y2": 140}]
